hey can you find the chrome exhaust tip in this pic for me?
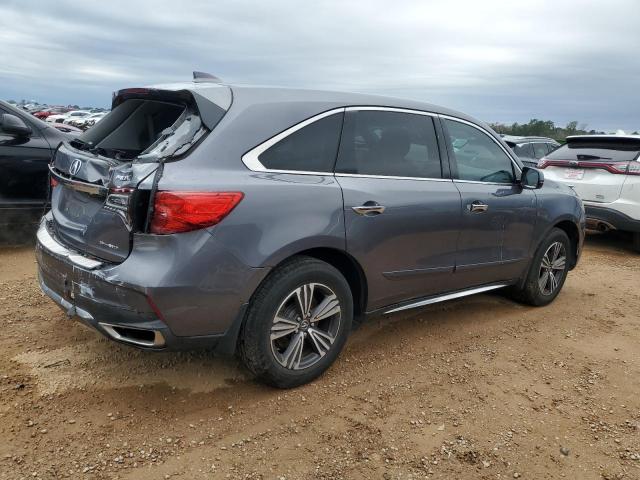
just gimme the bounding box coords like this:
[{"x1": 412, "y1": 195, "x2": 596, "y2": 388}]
[
  {"x1": 586, "y1": 219, "x2": 616, "y2": 233},
  {"x1": 99, "y1": 323, "x2": 166, "y2": 348}
]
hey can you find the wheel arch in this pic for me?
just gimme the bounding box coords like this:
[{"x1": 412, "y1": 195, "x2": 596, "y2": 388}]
[{"x1": 552, "y1": 219, "x2": 580, "y2": 269}]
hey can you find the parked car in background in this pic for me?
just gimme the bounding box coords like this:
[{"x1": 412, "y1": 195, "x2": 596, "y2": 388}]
[
  {"x1": 538, "y1": 135, "x2": 640, "y2": 251},
  {"x1": 73, "y1": 111, "x2": 107, "y2": 130},
  {"x1": 502, "y1": 135, "x2": 560, "y2": 168},
  {"x1": 46, "y1": 110, "x2": 90, "y2": 124},
  {"x1": 33, "y1": 107, "x2": 70, "y2": 120},
  {"x1": 62, "y1": 110, "x2": 92, "y2": 125},
  {"x1": 0, "y1": 100, "x2": 69, "y2": 236},
  {"x1": 36, "y1": 78, "x2": 585, "y2": 388}
]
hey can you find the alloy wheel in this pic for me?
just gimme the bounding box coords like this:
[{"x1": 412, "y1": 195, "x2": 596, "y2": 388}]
[
  {"x1": 538, "y1": 241, "x2": 567, "y2": 295},
  {"x1": 270, "y1": 283, "x2": 342, "y2": 370}
]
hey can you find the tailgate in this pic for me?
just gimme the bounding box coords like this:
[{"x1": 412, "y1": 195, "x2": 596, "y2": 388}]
[
  {"x1": 544, "y1": 165, "x2": 625, "y2": 203},
  {"x1": 50, "y1": 144, "x2": 156, "y2": 262}
]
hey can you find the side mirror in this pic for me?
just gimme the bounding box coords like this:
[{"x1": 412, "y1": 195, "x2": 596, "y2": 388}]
[
  {"x1": 520, "y1": 166, "x2": 544, "y2": 189},
  {"x1": 0, "y1": 113, "x2": 32, "y2": 137}
]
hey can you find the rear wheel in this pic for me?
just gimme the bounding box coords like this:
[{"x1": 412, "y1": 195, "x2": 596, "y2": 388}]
[
  {"x1": 239, "y1": 256, "x2": 353, "y2": 388},
  {"x1": 510, "y1": 228, "x2": 571, "y2": 306}
]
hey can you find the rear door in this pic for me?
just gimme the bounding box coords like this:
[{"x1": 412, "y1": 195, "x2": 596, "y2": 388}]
[
  {"x1": 335, "y1": 108, "x2": 461, "y2": 310},
  {"x1": 539, "y1": 137, "x2": 640, "y2": 203},
  {"x1": 441, "y1": 117, "x2": 536, "y2": 286}
]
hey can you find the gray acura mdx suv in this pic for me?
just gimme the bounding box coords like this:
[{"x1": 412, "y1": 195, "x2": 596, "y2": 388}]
[{"x1": 36, "y1": 76, "x2": 585, "y2": 387}]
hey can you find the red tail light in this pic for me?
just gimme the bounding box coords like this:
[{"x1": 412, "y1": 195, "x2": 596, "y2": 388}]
[
  {"x1": 537, "y1": 158, "x2": 640, "y2": 175},
  {"x1": 150, "y1": 191, "x2": 244, "y2": 234},
  {"x1": 50, "y1": 176, "x2": 59, "y2": 188}
]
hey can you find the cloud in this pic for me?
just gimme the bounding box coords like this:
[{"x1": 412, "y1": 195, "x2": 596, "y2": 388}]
[{"x1": 1, "y1": 0, "x2": 639, "y2": 130}]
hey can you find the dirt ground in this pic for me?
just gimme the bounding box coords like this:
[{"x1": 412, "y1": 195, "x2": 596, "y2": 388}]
[{"x1": 0, "y1": 233, "x2": 639, "y2": 480}]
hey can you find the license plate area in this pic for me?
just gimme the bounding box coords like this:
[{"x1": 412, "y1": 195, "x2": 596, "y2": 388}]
[{"x1": 564, "y1": 168, "x2": 585, "y2": 180}]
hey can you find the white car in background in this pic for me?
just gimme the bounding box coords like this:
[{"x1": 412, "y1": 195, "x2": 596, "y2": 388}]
[
  {"x1": 46, "y1": 110, "x2": 91, "y2": 124},
  {"x1": 76, "y1": 111, "x2": 107, "y2": 129},
  {"x1": 538, "y1": 135, "x2": 640, "y2": 251}
]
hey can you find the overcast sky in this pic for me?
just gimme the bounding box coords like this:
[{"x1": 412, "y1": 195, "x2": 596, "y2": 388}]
[{"x1": 2, "y1": 0, "x2": 639, "y2": 131}]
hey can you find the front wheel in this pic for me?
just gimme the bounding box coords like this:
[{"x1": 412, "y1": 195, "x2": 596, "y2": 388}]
[
  {"x1": 239, "y1": 256, "x2": 353, "y2": 388},
  {"x1": 510, "y1": 228, "x2": 571, "y2": 306}
]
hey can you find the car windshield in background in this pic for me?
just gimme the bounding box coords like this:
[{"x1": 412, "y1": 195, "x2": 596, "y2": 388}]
[
  {"x1": 548, "y1": 141, "x2": 640, "y2": 162},
  {"x1": 73, "y1": 99, "x2": 205, "y2": 162}
]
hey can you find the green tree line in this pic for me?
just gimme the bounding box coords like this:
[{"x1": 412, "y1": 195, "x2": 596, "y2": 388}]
[{"x1": 488, "y1": 119, "x2": 638, "y2": 142}]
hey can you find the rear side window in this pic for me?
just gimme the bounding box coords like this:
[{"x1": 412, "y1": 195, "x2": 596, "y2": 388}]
[
  {"x1": 532, "y1": 143, "x2": 548, "y2": 159},
  {"x1": 512, "y1": 143, "x2": 533, "y2": 158},
  {"x1": 258, "y1": 113, "x2": 343, "y2": 172},
  {"x1": 335, "y1": 110, "x2": 442, "y2": 178},
  {"x1": 547, "y1": 142, "x2": 640, "y2": 162},
  {"x1": 444, "y1": 119, "x2": 515, "y2": 183}
]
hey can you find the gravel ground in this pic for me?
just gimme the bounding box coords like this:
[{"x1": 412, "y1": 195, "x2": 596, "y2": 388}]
[{"x1": 0, "y1": 233, "x2": 639, "y2": 479}]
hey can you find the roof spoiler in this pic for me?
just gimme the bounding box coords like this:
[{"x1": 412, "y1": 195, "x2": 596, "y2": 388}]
[
  {"x1": 566, "y1": 135, "x2": 640, "y2": 145},
  {"x1": 193, "y1": 71, "x2": 222, "y2": 83}
]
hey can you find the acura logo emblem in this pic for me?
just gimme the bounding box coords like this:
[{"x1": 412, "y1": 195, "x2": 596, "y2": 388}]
[{"x1": 69, "y1": 159, "x2": 82, "y2": 176}]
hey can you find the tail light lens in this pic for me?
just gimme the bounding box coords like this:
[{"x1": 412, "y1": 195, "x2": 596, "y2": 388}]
[
  {"x1": 150, "y1": 191, "x2": 243, "y2": 234},
  {"x1": 537, "y1": 158, "x2": 550, "y2": 169},
  {"x1": 50, "y1": 176, "x2": 59, "y2": 188}
]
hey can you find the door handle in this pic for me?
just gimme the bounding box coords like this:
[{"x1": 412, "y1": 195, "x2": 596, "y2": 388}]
[
  {"x1": 467, "y1": 201, "x2": 489, "y2": 213},
  {"x1": 352, "y1": 202, "x2": 385, "y2": 216}
]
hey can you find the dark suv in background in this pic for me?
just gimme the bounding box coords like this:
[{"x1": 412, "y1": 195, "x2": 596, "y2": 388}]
[
  {"x1": 0, "y1": 100, "x2": 68, "y2": 239},
  {"x1": 36, "y1": 77, "x2": 585, "y2": 387},
  {"x1": 502, "y1": 135, "x2": 560, "y2": 168}
]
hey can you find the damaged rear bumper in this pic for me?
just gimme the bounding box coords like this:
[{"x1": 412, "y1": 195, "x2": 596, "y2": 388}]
[{"x1": 35, "y1": 216, "x2": 262, "y2": 353}]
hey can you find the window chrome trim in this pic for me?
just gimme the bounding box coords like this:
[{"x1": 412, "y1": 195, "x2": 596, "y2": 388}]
[
  {"x1": 335, "y1": 173, "x2": 451, "y2": 182},
  {"x1": 241, "y1": 107, "x2": 345, "y2": 173},
  {"x1": 344, "y1": 106, "x2": 436, "y2": 117},
  {"x1": 439, "y1": 114, "x2": 522, "y2": 174}
]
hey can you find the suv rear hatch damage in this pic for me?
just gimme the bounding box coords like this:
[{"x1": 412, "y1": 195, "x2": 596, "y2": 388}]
[{"x1": 48, "y1": 85, "x2": 231, "y2": 263}]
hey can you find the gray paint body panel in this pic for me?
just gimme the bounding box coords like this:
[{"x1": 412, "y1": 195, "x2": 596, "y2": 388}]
[{"x1": 35, "y1": 84, "x2": 585, "y2": 350}]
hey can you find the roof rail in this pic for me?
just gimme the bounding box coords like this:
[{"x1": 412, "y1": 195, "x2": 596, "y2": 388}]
[{"x1": 193, "y1": 71, "x2": 222, "y2": 83}]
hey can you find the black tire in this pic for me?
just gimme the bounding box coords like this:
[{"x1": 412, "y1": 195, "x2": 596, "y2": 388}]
[
  {"x1": 632, "y1": 232, "x2": 640, "y2": 253},
  {"x1": 510, "y1": 228, "x2": 571, "y2": 306},
  {"x1": 239, "y1": 256, "x2": 353, "y2": 388}
]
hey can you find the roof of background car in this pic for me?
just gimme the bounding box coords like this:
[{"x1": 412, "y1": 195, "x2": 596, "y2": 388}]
[
  {"x1": 567, "y1": 134, "x2": 640, "y2": 141},
  {"x1": 502, "y1": 135, "x2": 557, "y2": 143}
]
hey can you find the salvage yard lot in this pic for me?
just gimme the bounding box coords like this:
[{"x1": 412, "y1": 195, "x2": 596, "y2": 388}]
[{"x1": 1, "y1": 235, "x2": 639, "y2": 480}]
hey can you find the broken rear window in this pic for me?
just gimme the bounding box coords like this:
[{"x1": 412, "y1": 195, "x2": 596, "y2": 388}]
[{"x1": 73, "y1": 99, "x2": 204, "y2": 162}]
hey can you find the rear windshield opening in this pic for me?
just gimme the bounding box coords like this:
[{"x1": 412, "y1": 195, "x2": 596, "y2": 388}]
[
  {"x1": 548, "y1": 143, "x2": 640, "y2": 162},
  {"x1": 72, "y1": 99, "x2": 201, "y2": 161}
]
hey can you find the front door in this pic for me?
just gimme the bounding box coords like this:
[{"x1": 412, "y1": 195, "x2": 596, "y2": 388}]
[
  {"x1": 441, "y1": 117, "x2": 537, "y2": 287},
  {"x1": 335, "y1": 108, "x2": 462, "y2": 310}
]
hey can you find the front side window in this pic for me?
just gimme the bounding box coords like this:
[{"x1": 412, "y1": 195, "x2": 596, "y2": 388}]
[
  {"x1": 335, "y1": 110, "x2": 442, "y2": 178},
  {"x1": 258, "y1": 113, "x2": 343, "y2": 172},
  {"x1": 444, "y1": 119, "x2": 515, "y2": 183}
]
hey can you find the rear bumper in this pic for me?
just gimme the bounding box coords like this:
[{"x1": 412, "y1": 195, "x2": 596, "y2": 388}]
[
  {"x1": 584, "y1": 204, "x2": 640, "y2": 233},
  {"x1": 35, "y1": 215, "x2": 267, "y2": 353}
]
